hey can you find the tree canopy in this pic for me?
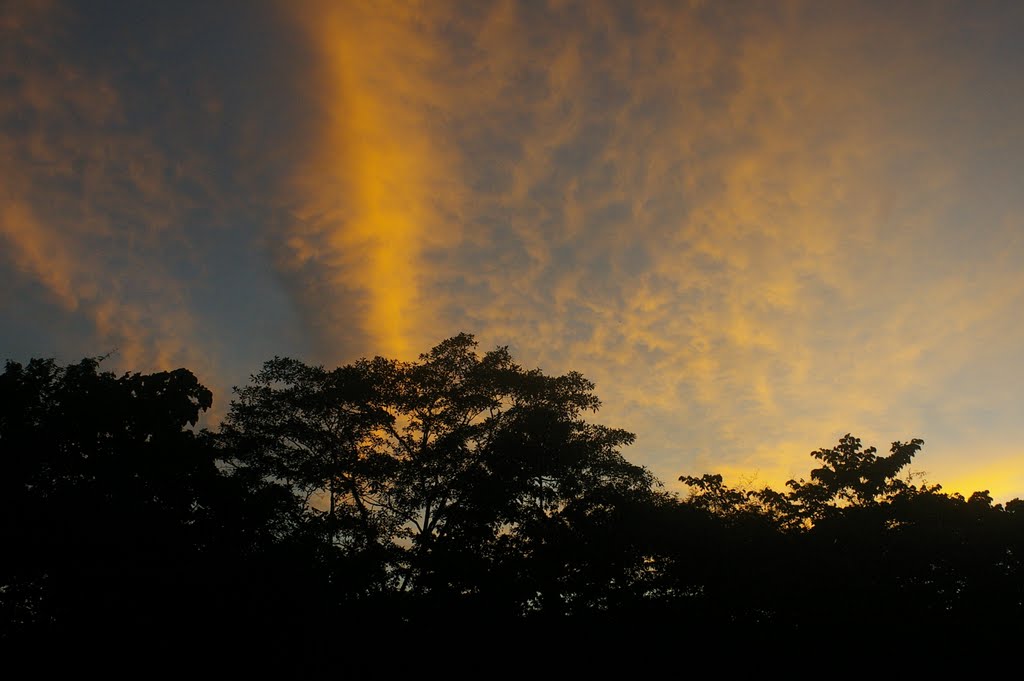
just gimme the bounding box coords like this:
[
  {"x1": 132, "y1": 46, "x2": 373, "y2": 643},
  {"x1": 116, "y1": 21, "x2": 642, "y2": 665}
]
[
  {"x1": 219, "y1": 333, "x2": 660, "y2": 614},
  {"x1": 2, "y1": 336, "x2": 1022, "y2": 658}
]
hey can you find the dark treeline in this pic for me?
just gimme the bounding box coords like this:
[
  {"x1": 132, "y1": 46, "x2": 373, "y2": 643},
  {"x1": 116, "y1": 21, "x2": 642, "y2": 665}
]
[{"x1": 3, "y1": 334, "x2": 1023, "y2": 661}]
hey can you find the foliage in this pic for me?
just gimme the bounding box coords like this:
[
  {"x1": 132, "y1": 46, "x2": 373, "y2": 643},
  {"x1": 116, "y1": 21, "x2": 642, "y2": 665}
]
[
  {"x1": 0, "y1": 356, "x2": 344, "y2": 655},
  {"x1": 678, "y1": 433, "x2": 1024, "y2": 633},
  {"x1": 4, "y1": 343, "x2": 1023, "y2": 651},
  {"x1": 220, "y1": 333, "x2": 659, "y2": 612},
  {"x1": 785, "y1": 433, "x2": 925, "y2": 522},
  {"x1": 681, "y1": 433, "x2": 928, "y2": 528},
  {"x1": 0, "y1": 357, "x2": 219, "y2": 643}
]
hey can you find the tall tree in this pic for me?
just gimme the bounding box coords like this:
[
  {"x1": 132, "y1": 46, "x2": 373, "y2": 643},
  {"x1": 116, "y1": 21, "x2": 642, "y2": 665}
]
[
  {"x1": 218, "y1": 357, "x2": 397, "y2": 553},
  {"x1": 219, "y1": 333, "x2": 659, "y2": 613},
  {"x1": 783, "y1": 433, "x2": 925, "y2": 524},
  {"x1": 0, "y1": 357, "x2": 220, "y2": 644}
]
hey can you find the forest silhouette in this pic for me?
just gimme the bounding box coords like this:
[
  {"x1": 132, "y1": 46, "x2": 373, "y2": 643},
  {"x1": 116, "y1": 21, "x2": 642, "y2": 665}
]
[{"x1": 3, "y1": 334, "x2": 1022, "y2": 661}]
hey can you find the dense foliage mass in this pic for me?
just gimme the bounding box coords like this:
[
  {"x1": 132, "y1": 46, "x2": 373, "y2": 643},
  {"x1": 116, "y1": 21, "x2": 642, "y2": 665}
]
[{"x1": 2, "y1": 335, "x2": 1022, "y2": 658}]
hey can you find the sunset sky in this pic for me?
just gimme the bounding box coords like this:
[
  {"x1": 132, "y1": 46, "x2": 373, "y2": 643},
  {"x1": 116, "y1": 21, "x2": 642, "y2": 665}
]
[{"x1": 4, "y1": 0, "x2": 1024, "y2": 500}]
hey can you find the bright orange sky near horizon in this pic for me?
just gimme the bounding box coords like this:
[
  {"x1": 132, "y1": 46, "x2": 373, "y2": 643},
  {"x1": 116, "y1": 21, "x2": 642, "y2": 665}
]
[{"x1": 3, "y1": 0, "x2": 1024, "y2": 500}]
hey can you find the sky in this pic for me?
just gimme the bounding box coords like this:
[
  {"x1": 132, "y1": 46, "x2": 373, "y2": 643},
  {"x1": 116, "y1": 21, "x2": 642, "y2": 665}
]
[{"x1": 3, "y1": 0, "x2": 1024, "y2": 500}]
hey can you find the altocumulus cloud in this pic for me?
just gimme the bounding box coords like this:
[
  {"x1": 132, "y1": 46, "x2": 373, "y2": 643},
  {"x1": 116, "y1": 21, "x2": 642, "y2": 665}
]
[
  {"x1": 281, "y1": 1, "x2": 1024, "y2": 498},
  {"x1": 3, "y1": 1, "x2": 1024, "y2": 498}
]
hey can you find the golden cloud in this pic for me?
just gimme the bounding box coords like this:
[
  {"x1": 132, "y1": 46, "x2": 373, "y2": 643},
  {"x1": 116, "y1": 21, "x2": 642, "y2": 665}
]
[
  {"x1": 8, "y1": 1, "x2": 1018, "y2": 497},
  {"x1": 0, "y1": 1, "x2": 215, "y2": 384},
  {"x1": 278, "y1": 1, "x2": 1024, "y2": 496}
]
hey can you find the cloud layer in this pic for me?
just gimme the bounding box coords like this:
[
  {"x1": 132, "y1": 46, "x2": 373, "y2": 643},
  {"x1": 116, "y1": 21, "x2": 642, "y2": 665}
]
[{"x1": 4, "y1": 1, "x2": 1024, "y2": 497}]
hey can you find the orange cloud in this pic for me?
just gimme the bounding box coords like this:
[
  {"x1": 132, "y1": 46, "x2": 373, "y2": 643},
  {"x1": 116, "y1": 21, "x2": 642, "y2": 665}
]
[
  {"x1": 0, "y1": 0, "x2": 215, "y2": 385},
  {"x1": 0, "y1": 200, "x2": 83, "y2": 311},
  {"x1": 273, "y1": 1, "x2": 1024, "y2": 498},
  {"x1": 280, "y1": 1, "x2": 467, "y2": 361},
  {"x1": 7, "y1": 0, "x2": 1019, "y2": 500}
]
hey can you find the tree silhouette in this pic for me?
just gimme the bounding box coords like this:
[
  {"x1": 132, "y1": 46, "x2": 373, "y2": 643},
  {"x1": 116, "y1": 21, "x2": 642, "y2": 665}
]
[
  {"x1": 0, "y1": 357, "x2": 220, "y2": 645},
  {"x1": 6, "y1": 346, "x2": 1023, "y2": 656},
  {"x1": 219, "y1": 333, "x2": 659, "y2": 617},
  {"x1": 784, "y1": 433, "x2": 924, "y2": 523},
  {"x1": 678, "y1": 434, "x2": 1024, "y2": 636}
]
